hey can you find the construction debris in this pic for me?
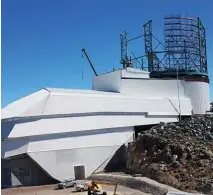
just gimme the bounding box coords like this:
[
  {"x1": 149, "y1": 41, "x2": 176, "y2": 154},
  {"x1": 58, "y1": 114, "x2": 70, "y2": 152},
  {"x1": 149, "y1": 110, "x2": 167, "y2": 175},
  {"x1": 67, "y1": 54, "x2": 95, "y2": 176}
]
[{"x1": 126, "y1": 115, "x2": 213, "y2": 194}]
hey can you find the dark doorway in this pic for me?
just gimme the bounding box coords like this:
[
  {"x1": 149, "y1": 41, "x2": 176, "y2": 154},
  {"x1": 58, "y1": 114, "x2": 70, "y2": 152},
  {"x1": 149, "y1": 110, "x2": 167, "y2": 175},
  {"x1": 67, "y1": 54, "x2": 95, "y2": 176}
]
[{"x1": 74, "y1": 165, "x2": 85, "y2": 180}]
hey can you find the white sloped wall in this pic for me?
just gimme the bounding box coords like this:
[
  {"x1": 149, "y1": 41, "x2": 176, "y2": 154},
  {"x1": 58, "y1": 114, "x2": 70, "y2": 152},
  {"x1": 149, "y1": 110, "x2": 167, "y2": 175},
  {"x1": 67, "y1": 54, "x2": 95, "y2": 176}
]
[{"x1": 27, "y1": 127, "x2": 134, "y2": 181}]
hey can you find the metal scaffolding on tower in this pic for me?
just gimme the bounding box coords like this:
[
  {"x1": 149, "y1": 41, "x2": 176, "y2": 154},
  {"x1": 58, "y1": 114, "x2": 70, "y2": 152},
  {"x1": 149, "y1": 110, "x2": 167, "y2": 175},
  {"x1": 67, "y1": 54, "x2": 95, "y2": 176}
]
[
  {"x1": 163, "y1": 15, "x2": 208, "y2": 76},
  {"x1": 119, "y1": 15, "x2": 208, "y2": 79}
]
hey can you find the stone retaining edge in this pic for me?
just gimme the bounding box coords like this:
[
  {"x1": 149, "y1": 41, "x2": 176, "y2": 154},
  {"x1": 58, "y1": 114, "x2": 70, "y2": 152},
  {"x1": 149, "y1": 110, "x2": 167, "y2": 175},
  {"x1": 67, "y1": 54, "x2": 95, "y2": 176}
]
[{"x1": 88, "y1": 173, "x2": 182, "y2": 195}]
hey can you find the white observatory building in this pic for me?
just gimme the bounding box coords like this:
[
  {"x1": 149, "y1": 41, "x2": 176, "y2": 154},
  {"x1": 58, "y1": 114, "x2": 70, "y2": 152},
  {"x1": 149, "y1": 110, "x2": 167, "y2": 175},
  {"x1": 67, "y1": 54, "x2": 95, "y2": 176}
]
[
  {"x1": 1, "y1": 67, "x2": 210, "y2": 187},
  {"x1": 1, "y1": 15, "x2": 210, "y2": 187}
]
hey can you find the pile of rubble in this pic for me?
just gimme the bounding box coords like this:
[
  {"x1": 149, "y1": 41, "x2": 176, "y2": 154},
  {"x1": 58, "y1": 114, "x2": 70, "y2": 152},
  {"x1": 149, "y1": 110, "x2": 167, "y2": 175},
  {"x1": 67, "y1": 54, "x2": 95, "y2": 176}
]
[{"x1": 127, "y1": 115, "x2": 213, "y2": 193}]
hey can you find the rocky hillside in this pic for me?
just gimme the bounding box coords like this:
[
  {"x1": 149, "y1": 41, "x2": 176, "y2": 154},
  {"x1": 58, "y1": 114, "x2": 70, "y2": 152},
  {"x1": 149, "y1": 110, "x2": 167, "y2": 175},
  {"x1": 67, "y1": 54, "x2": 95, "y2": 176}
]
[{"x1": 127, "y1": 115, "x2": 213, "y2": 193}]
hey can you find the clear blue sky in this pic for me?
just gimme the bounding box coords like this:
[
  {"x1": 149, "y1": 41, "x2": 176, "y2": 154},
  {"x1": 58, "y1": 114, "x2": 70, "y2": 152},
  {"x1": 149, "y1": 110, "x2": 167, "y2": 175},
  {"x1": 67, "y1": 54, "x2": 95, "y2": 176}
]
[{"x1": 2, "y1": 0, "x2": 213, "y2": 107}]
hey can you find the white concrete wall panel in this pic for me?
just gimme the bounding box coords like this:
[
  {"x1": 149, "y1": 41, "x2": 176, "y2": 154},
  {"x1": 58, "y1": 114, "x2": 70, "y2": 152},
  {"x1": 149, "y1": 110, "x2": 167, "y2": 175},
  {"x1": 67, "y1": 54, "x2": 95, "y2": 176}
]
[
  {"x1": 43, "y1": 95, "x2": 180, "y2": 115},
  {"x1": 2, "y1": 80, "x2": 193, "y2": 120},
  {"x1": 28, "y1": 145, "x2": 123, "y2": 181},
  {"x1": 7, "y1": 120, "x2": 38, "y2": 138},
  {"x1": 8, "y1": 115, "x2": 178, "y2": 138},
  {"x1": 3, "y1": 127, "x2": 133, "y2": 180},
  {"x1": 1, "y1": 89, "x2": 49, "y2": 119},
  {"x1": 120, "y1": 79, "x2": 185, "y2": 97},
  {"x1": 20, "y1": 97, "x2": 49, "y2": 117},
  {"x1": 28, "y1": 150, "x2": 58, "y2": 179},
  {"x1": 92, "y1": 71, "x2": 121, "y2": 92},
  {"x1": 166, "y1": 98, "x2": 192, "y2": 115},
  {"x1": 27, "y1": 129, "x2": 133, "y2": 153},
  {"x1": 92, "y1": 68, "x2": 150, "y2": 92},
  {"x1": 184, "y1": 82, "x2": 210, "y2": 114}
]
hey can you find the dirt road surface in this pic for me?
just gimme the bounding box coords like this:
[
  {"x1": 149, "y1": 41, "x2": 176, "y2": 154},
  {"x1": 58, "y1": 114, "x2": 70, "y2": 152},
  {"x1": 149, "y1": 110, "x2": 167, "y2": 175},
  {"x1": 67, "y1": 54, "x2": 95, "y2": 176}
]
[{"x1": 1, "y1": 184, "x2": 149, "y2": 195}]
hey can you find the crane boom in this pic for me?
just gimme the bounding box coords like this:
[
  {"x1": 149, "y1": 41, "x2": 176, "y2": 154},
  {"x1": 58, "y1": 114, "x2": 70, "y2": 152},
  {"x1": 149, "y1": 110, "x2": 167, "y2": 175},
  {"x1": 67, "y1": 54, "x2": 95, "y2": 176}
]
[{"x1": 81, "y1": 48, "x2": 98, "y2": 76}]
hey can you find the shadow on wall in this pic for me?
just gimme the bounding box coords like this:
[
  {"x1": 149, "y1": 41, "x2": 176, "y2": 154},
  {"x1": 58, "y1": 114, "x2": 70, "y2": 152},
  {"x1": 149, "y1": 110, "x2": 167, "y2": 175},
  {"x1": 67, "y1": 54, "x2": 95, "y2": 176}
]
[
  {"x1": 104, "y1": 144, "x2": 128, "y2": 172},
  {"x1": 1, "y1": 154, "x2": 57, "y2": 188},
  {"x1": 1, "y1": 121, "x2": 16, "y2": 138}
]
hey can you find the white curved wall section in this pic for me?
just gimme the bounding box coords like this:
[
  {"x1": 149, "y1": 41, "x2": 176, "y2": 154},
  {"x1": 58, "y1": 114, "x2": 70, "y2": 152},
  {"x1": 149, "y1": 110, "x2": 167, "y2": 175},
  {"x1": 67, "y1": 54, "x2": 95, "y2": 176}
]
[{"x1": 184, "y1": 81, "x2": 210, "y2": 114}]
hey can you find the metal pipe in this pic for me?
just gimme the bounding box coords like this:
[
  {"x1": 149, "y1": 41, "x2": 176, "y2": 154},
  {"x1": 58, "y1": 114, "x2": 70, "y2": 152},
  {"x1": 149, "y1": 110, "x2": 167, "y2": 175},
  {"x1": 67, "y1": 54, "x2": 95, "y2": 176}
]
[
  {"x1": 113, "y1": 183, "x2": 118, "y2": 195},
  {"x1": 176, "y1": 68, "x2": 182, "y2": 121},
  {"x1": 82, "y1": 48, "x2": 98, "y2": 76}
]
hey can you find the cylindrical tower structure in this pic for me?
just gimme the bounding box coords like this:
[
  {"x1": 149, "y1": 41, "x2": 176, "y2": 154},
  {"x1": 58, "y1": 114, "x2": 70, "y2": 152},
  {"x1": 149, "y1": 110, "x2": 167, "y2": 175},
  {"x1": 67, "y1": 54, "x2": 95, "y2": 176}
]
[
  {"x1": 163, "y1": 15, "x2": 207, "y2": 76},
  {"x1": 150, "y1": 15, "x2": 208, "y2": 78},
  {"x1": 150, "y1": 15, "x2": 210, "y2": 114}
]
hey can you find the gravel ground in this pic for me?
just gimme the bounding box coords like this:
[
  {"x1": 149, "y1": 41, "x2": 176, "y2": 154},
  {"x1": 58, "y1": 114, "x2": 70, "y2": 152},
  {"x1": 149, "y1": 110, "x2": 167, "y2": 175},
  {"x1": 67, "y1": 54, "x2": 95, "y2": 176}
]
[{"x1": 1, "y1": 184, "x2": 149, "y2": 195}]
